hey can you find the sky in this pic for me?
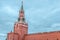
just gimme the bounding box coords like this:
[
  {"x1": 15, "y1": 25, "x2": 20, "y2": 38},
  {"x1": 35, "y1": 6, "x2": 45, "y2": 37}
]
[{"x1": 0, "y1": 0, "x2": 60, "y2": 40}]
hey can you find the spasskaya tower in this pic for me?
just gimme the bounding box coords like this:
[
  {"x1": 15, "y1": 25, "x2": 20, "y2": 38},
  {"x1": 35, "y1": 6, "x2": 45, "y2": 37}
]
[
  {"x1": 7, "y1": 1, "x2": 28, "y2": 40},
  {"x1": 14, "y1": 1, "x2": 28, "y2": 40}
]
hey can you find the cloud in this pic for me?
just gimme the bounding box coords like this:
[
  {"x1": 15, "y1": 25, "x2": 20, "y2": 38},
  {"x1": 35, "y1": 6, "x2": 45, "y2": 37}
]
[
  {"x1": 0, "y1": 5, "x2": 18, "y2": 16},
  {"x1": 3, "y1": 6, "x2": 15, "y2": 13},
  {"x1": 51, "y1": 23, "x2": 60, "y2": 28},
  {"x1": 0, "y1": 24, "x2": 2, "y2": 27},
  {"x1": 46, "y1": 8, "x2": 60, "y2": 18},
  {"x1": 0, "y1": 33, "x2": 6, "y2": 37},
  {"x1": 5, "y1": 22, "x2": 14, "y2": 27}
]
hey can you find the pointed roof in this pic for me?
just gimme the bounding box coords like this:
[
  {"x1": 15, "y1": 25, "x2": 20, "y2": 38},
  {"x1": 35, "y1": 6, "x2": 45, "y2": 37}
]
[
  {"x1": 20, "y1": 1, "x2": 24, "y2": 13},
  {"x1": 21, "y1": 1, "x2": 23, "y2": 10},
  {"x1": 18, "y1": 1, "x2": 24, "y2": 22}
]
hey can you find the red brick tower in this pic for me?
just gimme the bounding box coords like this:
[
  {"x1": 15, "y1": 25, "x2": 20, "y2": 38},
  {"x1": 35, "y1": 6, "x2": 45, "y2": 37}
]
[
  {"x1": 14, "y1": 1, "x2": 28, "y2": 40},
  {"x1": 7, "y1": 1, "x2": 28, "y2": 40}
]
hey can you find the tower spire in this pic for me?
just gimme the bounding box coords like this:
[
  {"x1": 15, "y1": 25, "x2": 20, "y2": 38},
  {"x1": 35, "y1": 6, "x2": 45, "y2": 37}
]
[
  {"x1": 21, "y1": 1, "x2": 23, "y2": 10},
  {"x1": 18, "y1": 1, "x2": 25, "y2": 23}
]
